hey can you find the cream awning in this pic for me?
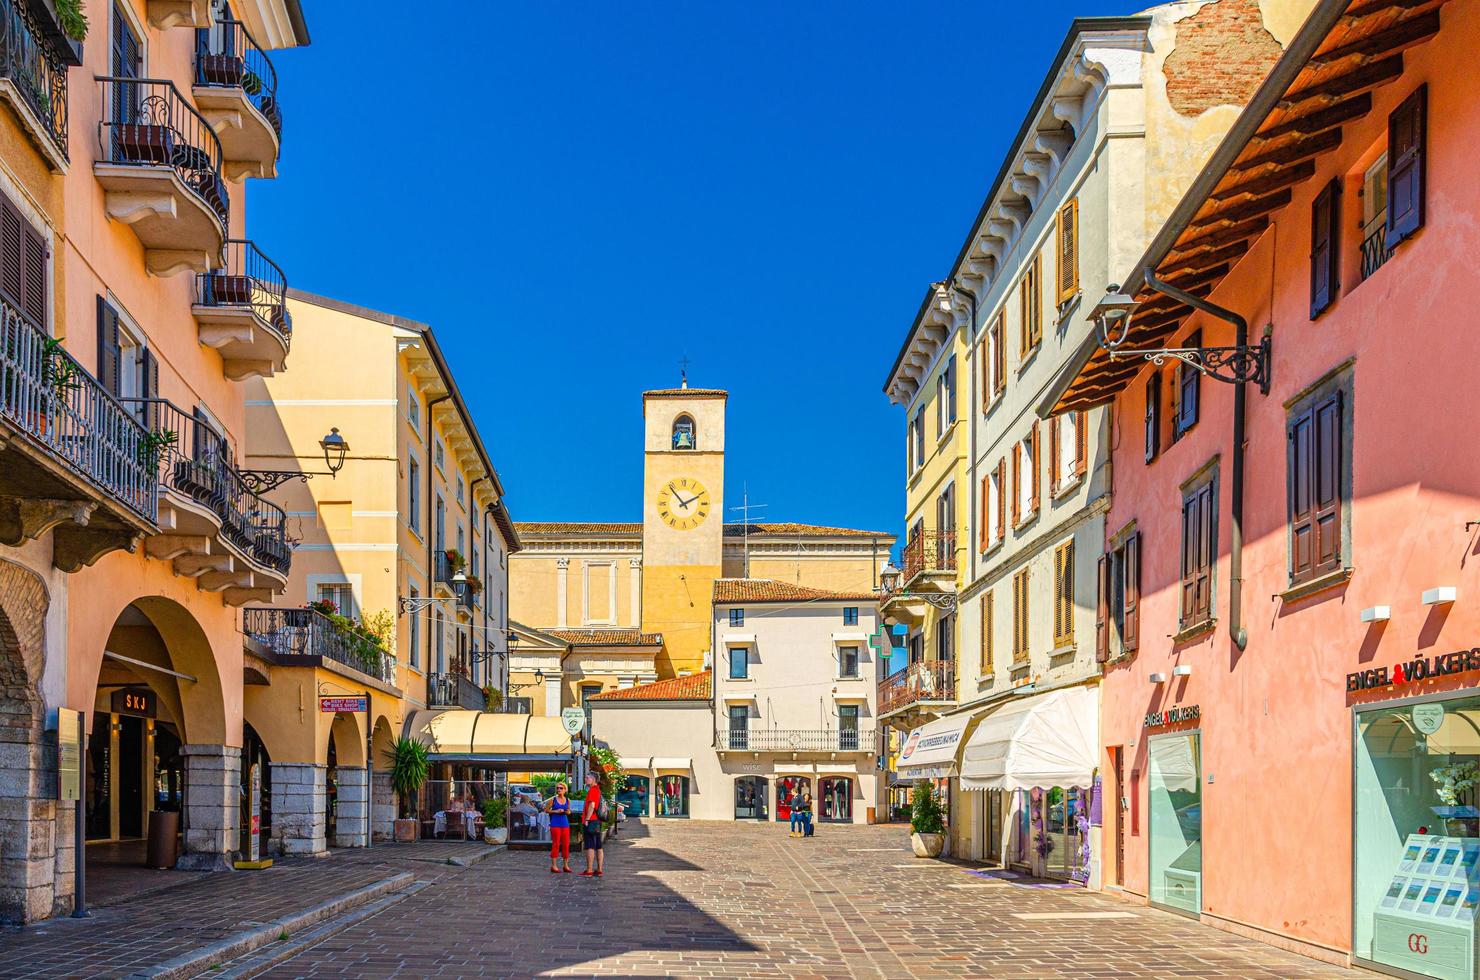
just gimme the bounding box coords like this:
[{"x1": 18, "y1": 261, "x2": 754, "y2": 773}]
[
  {"x1": 896, "y1": 710, "x2": 976, "y2": 780},
  {"x1": 959, "y1": 686, "x2": 1099, "y2": 792},
  {"x1": 652, "y1": 757, "x2": 691, "y2": 771},
  {"x1": 814, "y1": 762, "x2": 858, "y2": 774},
  {"x1": 723, "y1": 633, "x2": 756, "y2": 645},
  {"x1": 405, "y1": 710, "x2": 573, "y2": 763},
  {"x1": 774, "y1": 762, "x2": 815, "y2": 775},
  {"x1": 620, "y1": 756, "x2": 652, "y2": 771}
]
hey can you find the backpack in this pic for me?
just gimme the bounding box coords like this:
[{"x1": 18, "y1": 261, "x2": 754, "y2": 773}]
[{"x1": 598, "y1": 792, "x2": 610, "y2": 821}]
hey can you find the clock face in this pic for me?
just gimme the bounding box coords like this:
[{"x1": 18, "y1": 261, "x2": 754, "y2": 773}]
[{"x1": 656, "y1": 477, "x2": 711, "y2": 531}]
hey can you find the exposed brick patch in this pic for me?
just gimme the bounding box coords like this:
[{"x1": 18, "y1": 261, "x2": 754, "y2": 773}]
[
  {"x1": 0, "y1": 557, "x2": 52, "y2": 924},
  {"x1": 1164, "y1": 0, "x2": 1283, "y2": 117}
]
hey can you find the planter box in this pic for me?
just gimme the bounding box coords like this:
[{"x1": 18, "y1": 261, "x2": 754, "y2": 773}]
[
  {"x1": 393, "y1": 817, "x2": 418, "y2": 843},
  {"x1": 206, "y1": 274, "x2": 253, "y2": 306},
  {"x1": 115, "y1": 124, "x2": 174, "y2": 166},
  {"x1": 484, "y1": 827, "x2": 507, "y2": 844},
  {"x1": 199, "y1": 53, "x2": 244, "y2": 87},
  {"x1": 911, "y1": 832, "x2": 944, "y2": 858}
]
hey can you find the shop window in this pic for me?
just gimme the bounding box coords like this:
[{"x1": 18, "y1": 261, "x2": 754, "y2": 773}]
[
  {"x1": 838, "y1": 645, "x2": 859, "y2": 679},
  {"x1": 1052, "y1": 540, "x2": 1075, "y2": 648},
  {"x1": 1180, "y1": 470, "x2": 1217, "y2": 631},
  {"x1": 1288, "y1": 381, "x2": 1349, "y2": 586},
  {"x1": 734, "y1": 776, "x2": 767, "y2": 820},
  {"x1": 618, "y1": 775, "x2": 650, "y2": 818},
  {"x1": 1149, "y1": 733, "x2": 1202, "y2": 914},
  {"x1": 775, "y1": 776, "x2": 811, "y2": 822},
  {"x1": 655, "y1": 775, "x2": 689, "y2": 817},
  {"x1": 819, "y1": 777, "x2": 854, "y2": 823},
  {"x1": 672, "y1": 414, "x2": 696, "y2": 450}
]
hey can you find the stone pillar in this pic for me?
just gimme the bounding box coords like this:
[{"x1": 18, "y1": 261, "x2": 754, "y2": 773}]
[
  {"x1": 0, "y1": 725, "x2": 58, "y2": 924},
  {"x1": 270, "y1": 762, "x2": 327, "y2": 856},
  {"x1": 334, "y1": 767, "x2": 368, "y2": 848},
  {"x1": 371, "y1": 771, "x2": 395, "y2": 843},
  {"x1": 556, "y1": 558, "x2": 569, "y2": 628},
  {"x1": 177, "y1": 744, "x2": 240, "y2": 871},
  {"x1": 628, "y1": 558, "x2": 642, "y2": 626}
]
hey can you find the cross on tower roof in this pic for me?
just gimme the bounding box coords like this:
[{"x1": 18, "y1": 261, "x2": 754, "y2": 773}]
[{"x1": 679, "y1": 355, "x2": 690, "y2": 389}]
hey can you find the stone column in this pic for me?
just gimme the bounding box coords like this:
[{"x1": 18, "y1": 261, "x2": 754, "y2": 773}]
[
  {"x1": 334, "y1": 767, "x2": 368, "y2": 848},
  {"x1": 371, "y1": 771, "x2": 395, "y2": 843},
  {"x1": 270, "y1": 762, "x2": 327, "y2": 856},
  {"x1": 628, "y1": 558, "x2": 642, "y2": 626},
  {"x1": 0, "y1": 733, "x2": 57, "y2": 923},
  {"x1": 177, "y1": 744, "x2": 240, "y2": 871},
  {"x1": 555, "y1": 558, "x2": 569, "y2": 628},
  {"x1": 544, "y1": 674, "x2": 562, "y2": 716}
]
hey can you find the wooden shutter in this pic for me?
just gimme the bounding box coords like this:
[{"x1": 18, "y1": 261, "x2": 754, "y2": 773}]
[
  {"x1": 1053, "y1": 545, "x2": 1065, "y2": 645},
  {"x1": 1053, "y1": 541, "x2": 1074, "y2": 646},
  {"x1": 0, "y1": 195, "x2": 47, "y2": 328},
  {"x1": 1177, "y1": 331, "x2": 1201, "y2": 436},
  {"x1": 979, "y1": 473, "x2": 989, "y2": 552},
  {"x1": 1011, "y1": 573, "x2": 1021, "y2": 660},
  {"x1": 96, "y1": 296, "x2": 122, "y2": 396},
  {"x1": 1074, "y1": 410, "x2": 1087, "y2": 476},
  {"x1": 1386, "y1": 85, "x2": 1426, "y2": 249},
  {"x1": 1123, "y1": 533, "x2": 1140, "y2": 652},
  {"x1": 1145, "y1": 372, "x2": 1161, "y2": 463},
  {"x1": 137, "y1": 346, "x2": 158, "y2": 426},
  {"x1": 1095, "y1": 553, "x2": 1110, "y2": 663},
  {"x1": 981, "y1": 591, "x2": 993, "y2": 674},
  {"x1": 981, "y1": 341, "x2": 991, "y2": 412},
  {"x1": 1011, "y1": 444, "x2": 1021, "y2": 526},
  {"x1": 1029, "y1": 422, "x2": 1040, "y2": 514},
  {"x1": 1019, "y1": 570, "x2": 1030, "y2": 660},
  {"x1": 1049, "y1": 416, "x2": 1061, "y2": 494},
  {"x1": 1309, "y1": 179, "x2": 1341, "y2": 319},
  {"x1": 1057, "y1": 199, "x2": 1079, "y2": 305},
  {"x1": 1019, "y1": 272, "x2": 1030, "y2": 356},
  {"x1": 1181, "y1": 489, "x2": 1198, "y2": 625},
  {"x1": 1195, "y1": 483, "x2": 1214, "y2": 623},
  {"x1": 995, "y1": 458, "x2": 1006, "y2": 542},
  {"x1": 992, "y1": 314, "x2": 1006, "y2": 396},
  {"x1": 1314, "y1": 392, "x2": 1344, "y2": 577},
  {"x1": 1288, "y1": 404, "x2": 1315, "y2": 583}
]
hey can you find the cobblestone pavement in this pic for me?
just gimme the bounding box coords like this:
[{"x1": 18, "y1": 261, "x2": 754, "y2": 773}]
[{"x1": 255, "y1": 821, "x2": 1365, "y2": 979}]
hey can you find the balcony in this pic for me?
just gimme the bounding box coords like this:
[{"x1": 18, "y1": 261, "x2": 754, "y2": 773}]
[
  {"x1": 94, "y1": 77, "x2": 228, "y2": 276},
  {"x1": 244, "y1": 606, "x2": 397, "y2": 687},
  {"x1": 0, "y1": 0, "x2": 71, "y2": 170},
  {"x1": 192, "y1": 239, "x2": 290, "y2": 379},
  {"x1": 881, "y1": 528, "x2": 957, "y2": 625},
  {"x1": 1361, "y1": 222, "x2": 1393, "y2": 282},
  {"x1": 427, "y1": 669, "x2": 485, "y2": 710},
  {"x1": 717, "y1": 728, "x2": 873, "y2": 753},
  {"x1": 0, "y1": 298, "x2": 157, "y2": 569},
  {"x1": 877, "y1": 659, "x2": 956, "y2": 725},
  {"x1": 192, "y1": 18, "x2": 281, "y2": 180},
  {"x1": 433, "y1": 549, "x2": 462, "y2": 592},
  {"x1": 122, "y1": 398, "x2": 290, "y2": 604}
]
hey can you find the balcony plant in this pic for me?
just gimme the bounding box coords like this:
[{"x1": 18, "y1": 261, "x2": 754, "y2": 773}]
[
  {"x1": 464, "y1": 574, "x2": 483, "y2": 596},
  {"x1": 481, "y1": 685, "x2": 502, "y2": 713},
  {"x1": 444, "y1": 549, "x2": 466, "y2": 574},
  {"x1": 385, "y1": 736, "x2": 429, "y2": 843},
  {"x1": 481, "y1": 795, "x2": 507, "y2": 844},
  {"x1": 52, "y1": 0, "x2": 87, "y2": 40},
  {"x1": 587, "y1": 745, "x2": 625, "y2": 833},
  {"x1": 138, "y1": 427, "x2": 178, "y2": 471},
  {"x1": 909, "y1": 779, "x2": 946, "y2": 858}
]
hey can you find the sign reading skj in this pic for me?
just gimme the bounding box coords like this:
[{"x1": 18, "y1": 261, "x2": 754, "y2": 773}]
[
  {"x1": 1346, "y1": 648, "x2": 1480, "y2": 693},
  {"x1": 1144, "y1": 704, "x2": 1200, "y2": 729},
  {"x1": 319, "y1": 695, "x2": 368, "y2": 713}
]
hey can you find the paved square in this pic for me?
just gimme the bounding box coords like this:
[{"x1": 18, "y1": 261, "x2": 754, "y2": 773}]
[{"x1": 255, "y1": 821, "x2": 1364, "y2": 978}]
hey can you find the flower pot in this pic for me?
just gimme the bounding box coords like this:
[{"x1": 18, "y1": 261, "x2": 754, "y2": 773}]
[
  {"x1": 485, "y1": 827, "x2": 507, "y2": 844},
  {"x1": 911, "y1": 832, "x2": 944, "y2": 858},
  {"x1": 393, "y1": 817, "x2": 418, "y2": 843}
]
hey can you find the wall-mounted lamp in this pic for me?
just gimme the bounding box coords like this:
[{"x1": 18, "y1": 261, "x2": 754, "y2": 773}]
[
  {"x1": 242, "y1": 427, "x2": 352, "y2": 494},
  {"x1": 1360, "y1": 606, "x2": 1392, "y2": 623},
  {"x1": 1422, "y1": 587, "x2": 1457, "y2": 606},
  {"x1": 319, "y1": 427, "x2": 350, "y2": 476},
  {"x1": 1172, "y1": 665, "x2": 1192, "y2": 678},
  {"x1": 1149, "y1": 672, "x2": 1167, "y2": 685}
]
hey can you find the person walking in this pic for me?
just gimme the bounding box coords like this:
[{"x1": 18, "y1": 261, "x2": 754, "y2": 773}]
[
  {"x1": 788, "y1": 788, "x2": 805, "y2": 838},
  {"x1": 546, "y1": 782, "x2": 573, "y2": 873},
  {"x1": 580, "y1": 771, "x2": 605, "y2": 878},
  {"x1": 800, "y1": 791, "x2": 815, "y2": 838}
]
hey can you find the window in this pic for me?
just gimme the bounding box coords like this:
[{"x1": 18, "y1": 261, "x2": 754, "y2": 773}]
[
  {"x1": 1011, "y1": 424, "x2": 1039, "y2": 525},
  {"x1": 96, "y1": 296, "x2": 154, "y2": 417},
  {"x1": 317, "y1": 583, "x2": 356, "y2": 620},
  {"x1": 1175, "y1": 332, "x2": 1200, "y2": 440},
  {"x1": 990, "y1": 313, "x2": 1006, "y2": 399},
  {"x1": 1309, "y1": 178, "x2": 1341, "y2": 318},
  {"x1": 728, "y1": 705, "x2": 748, "y2": 749},
  {"x1": 506, "y1": 697, "x2": 531, "y2": 714},
  {"x1": 672, "y1": 414, "x2": 696, "y2": 450},
  {"x1": 911, "y1": 409, "x2": 925, "y2": 471},
  {"x1": 1056, "y1": 198, "x2": 1079, "y2": 305},
  {"x1": 408, "y1": 458, "x2": 421, "y2": 533},
  {"x1": 1019, "y1": 252, "x2": 1042, "y2": 356},
  {"x1": 580, "y1": 683, "x2": 602, "y2": 729},
  {"x1": 729, "y1": 608, "x2": 744, "y2": 627},
  {"x1": 936, "y1": 612, "x2": 954, "y2": 664},
  {"x1": 1097, "y1": 532, "x2": 1140, "y2": 662},
  {"x1": 1288, "y1": 388, "x2": 1346, "y2": 585},
  {"x1": 1386, "y1": 84, "x2": 1426, "y2": 250},
  {"x1": 980, "y1": 590, "x2": 993, "y2": 675},
  {"x1": 1144, "y1": 372, "x2": 1161, "y2": 463},
  {"x1": 936, "y1": 484, "x2": 955, "y2": 541},
  {"x1": 1359, "y1": 154, "x2": 1390, "y2": 281},
  {"x1": 0, "y1": 194, "x2": 48, "y2": 329},
  {"x1": 908, "y1": 632, "x2": 924, "y2": 664},
  {"x1": 1052, "y1": 540, "x2": 1075, "y2": 648},
  {"x1": 936, "y1": 355, "x2": 957, "y2": 435},
  {"x1": 456, "y1": 476, "x2": 464, "y2": 505},
  {"x1": 842, "y1": 606, "x2": 858, "y2": 626},
  {"x1": 839, "y1": 645, "x2": 859, "y2": 679},
  {"x1": 433, "y1": 612, "x2": 445, "y2": 672},
  {"x1": 433, "y1": 439, "x2": 445, "y2": 473},
  {"x1": 434, "y1": 495, "x2": 445, "y2": 551},
  {"x1": 1180, "y1": 471, "x2": 1217, "y2": 630},
  {"x1": 1011, "y1": 568, "x2": 1030, "y2": 664},
  {"x1": 729, "y1": 647, "x2": 749, "y2": 680},
  {"x1": 408, "y1": 587, "x2": 420, "y2": 668},
  {"x1": 1050, "y1": 410, "x2": 1087, "y2": 494},
  {"x1": 838, "y1": 706, "x2": 859, "y2": 751},
  {"x1": 407, "y1": 385, "x2": 420, "y2": 433}
]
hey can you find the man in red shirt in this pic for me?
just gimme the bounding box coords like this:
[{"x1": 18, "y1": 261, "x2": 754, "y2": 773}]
[{"x1": 580, "y1": 771, "x2": 605, "y2": 877}]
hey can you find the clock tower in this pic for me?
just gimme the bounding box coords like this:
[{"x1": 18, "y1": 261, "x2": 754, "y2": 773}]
[{"x1": 641, "y1": 385, "x2": 726, "y2": 677}]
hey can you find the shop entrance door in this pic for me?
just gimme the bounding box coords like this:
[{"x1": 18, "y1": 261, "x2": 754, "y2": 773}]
[
  {"x1": 1148, "y1": 732, "x2": 1202, "y2": 915},
  {"x1": 1043, "y1": 787, "x2": 1084, "y2": 879},
  {"x1": 775, "y1": 776, "x2": 810, "y2": 821},
  {"x1": 734, "y1": 776, "x2": 767, "y2": 820},
  {"x1": 1111, "y1": 746, "x2": 1126, "y2": 887},
  {"x1": 818, "y1": 777, "x2": 852, "y2": 823}
]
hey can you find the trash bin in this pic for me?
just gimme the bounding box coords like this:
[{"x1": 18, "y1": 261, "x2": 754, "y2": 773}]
[
  {"x1": 866, "y1": 805, "x2": 876, "y2": 824},
  {"x1": 145, "y1": 810, "x2": 179, "y2": 869}
]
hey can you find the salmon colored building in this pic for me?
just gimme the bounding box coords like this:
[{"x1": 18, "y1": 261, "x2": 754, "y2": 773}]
[{"x1": 1044, "y1": 0, "x2": 1480, "y2": 975}]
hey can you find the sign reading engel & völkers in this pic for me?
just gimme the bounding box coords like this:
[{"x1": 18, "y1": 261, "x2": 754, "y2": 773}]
[
  {"x1": 1144, "y1": 704, "x2": 1200, "y2": 729},
  {"x1": 1346, "y1": 648, "x2": 1480, "y2": 693}
]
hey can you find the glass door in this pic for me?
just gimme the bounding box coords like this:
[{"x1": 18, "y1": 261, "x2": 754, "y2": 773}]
[
  {"x1": 983, "y1": 790, "x2": 1003, "y2": 864},
  {"x1": 775, "y1": 776, "x2": 809, "y2": 821},
  {"x1": 1148, "y1": 733, "x2": 1202, "y2": 915},
  {"x1": 734, "y1": 776, "x2": 767, "y2": 820},
  {"x1": 819, "y1": 777, "x2": 852, "y2": 823}
]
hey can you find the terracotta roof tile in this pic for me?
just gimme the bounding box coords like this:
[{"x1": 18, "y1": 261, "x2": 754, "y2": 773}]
[
  {"x1": 712, "y1": 579, "x2": 881, "y2": 604},
  {"x1": 545, "y1": 629, "x2": 664, "y2": 647},
  {"x1": 724, "y1": 523, "x2": 893, "y2": 539},
  {"x1": 588, "y1": 670, "x2": 712, "y2": 701},
  {"x1": 642, "y1": 388, "x2": 728, "y2": 399},
  {"x1": 514, "y1": 522, "x2": 642, "y2": 537},
  {"x1": 513, "y1": 521, "x2": 892, "y2": 539}
]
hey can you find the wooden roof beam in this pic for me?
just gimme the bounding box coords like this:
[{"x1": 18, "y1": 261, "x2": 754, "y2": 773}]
[
  {"x1": 1231, "y1": 129, "x2": 1343, "y2": 174},
  {"x1": 1160, "y1": 240, "x2": 1251, "y2": 278},
  {"x1": 1279, "y1": 54, "x2": 1403, "y2": 111},
  {"x1": 1168, "y1": 218, "x2": 1270, "y2": 258},
  {"x1": 1191, "y1": 188, "x2": 1294, "y2": 230},
  {"x1": 1211, "y1": 160, "x2": 1317, "y2": 203},
  {"x1": 1343, "y1": 0, "x2": 1445, "y2": 25},
  {"x1": 1257, "y1": 92, "x2": 1373, "y2": 142},
  {"x1": 1312, "y1": 9, "x2": 1440, "y2": 66}
]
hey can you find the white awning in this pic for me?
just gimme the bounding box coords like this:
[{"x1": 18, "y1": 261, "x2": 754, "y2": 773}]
[
  {"x1": 620, "y1": 756, "x2": 651, "y2": 771},
  {"x1": 815, "y1": 762, "x2": 859, "y2": 774},
  {"x1": 404, "y1": 710, "x2": 573, "y2": 763},
  {"x1": 959, "y1": 686, "x2": 1099, "y2": 792},
  {"x1": 652, "y1": 757, "x2": 691, "y2": 771},
  {"x1": 896, "y1": 711, "x2": 975, "y2": 779},
  {"x1": 774, "y1": 762, "x2": 815, "y2": 775},
  {"x1": 831, "y1": 631, "x2": 868, "y2": 642},
  {"x1": 723, "y1": 633, "x2": 756, "y2": 645}
]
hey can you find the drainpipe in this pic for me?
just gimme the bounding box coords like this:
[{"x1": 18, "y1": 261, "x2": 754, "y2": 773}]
[
  {"x1": 948, "y1": 279, "x2": 978, "y2": 585},
  {"x1": 427, "y1": 394, "x2": 452, "y2": 672},
  {"x1": 1143, "y1": 269, "x2": 1250, "y2": 651},
  {"x1": 468, "y1": 476, "x2": 489, "y2": 685}
]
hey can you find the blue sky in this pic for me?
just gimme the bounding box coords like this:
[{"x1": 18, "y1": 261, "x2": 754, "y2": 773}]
[{"x1": 249, "y1": 2, "x2": 1128, "y2": 539}]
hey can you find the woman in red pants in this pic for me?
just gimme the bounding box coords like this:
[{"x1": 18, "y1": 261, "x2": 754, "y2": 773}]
[{"x1": 546, "y1": 782, "x2": 573, "y2": 873}]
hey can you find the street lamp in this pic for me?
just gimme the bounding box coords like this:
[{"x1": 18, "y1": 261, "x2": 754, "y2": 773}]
[
  {"x1": 319, "y1": 428, "x2": 349, "y2": 476},
  {"x1": 241, "y1": 427, "x2": 352, "y2": 494},
  {"x1": 878, "y1": 561, "x2": 901, "y2": 595},
  {"x1": 1088, "y1": 284, "x2": 1140, "y2": 352}
]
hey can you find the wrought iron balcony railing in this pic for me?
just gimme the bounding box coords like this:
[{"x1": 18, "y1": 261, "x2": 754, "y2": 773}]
[
  {"x1": 427, "y1": 670, "x2": 485, "y2": 710},
  {"x1": 901, "y1": 529, "x2": 957, "y2": 582},
  {"x1": 877, "y1": 659, "x2": 956, "y2": 716},
  {"x1": 194, "y1": 17, "x2": 280, "y2": 135},
  {"x1": 96, "y1": 76, "x2": 228, "y2": 229},
  {"x1": 1361, "y1": 222, "x2": 1393, "y2": 282},
  {"x1": 0, "y1": 299, "x2": 156, "y2": 521},
  {"x1": 119, "y1": 397, "x2": 288, "y2": 573},
  {"x1": 196, "y1": 239, "x2": 290, "y2": 339},
  {"x1": 244, "y1": 606, "x2": 396, "y2": 685},
  {"x1": 718, "y1": 728, "x2": 874, "y2": 753},
  {"x1": 433, "y1": 550, "x2": 461, "y2": 587},
  {"x1": 0, "y1": 0, "x2": 67, "y2": 159}
]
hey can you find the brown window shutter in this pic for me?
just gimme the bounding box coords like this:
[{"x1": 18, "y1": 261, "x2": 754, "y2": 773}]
[
  {"x1": 992, "y1": 315, "x2": 1006, "y2": 396},
  {"x1": 20, "y1": 223, "x2": 45, "y2": 328},
  {"x1": 1011, "y1": 573, "x2": 1021, "y2": 659},
  {"x1": 996, "y1": 459, "x2": 1006, "y2": 542},
  {"x1": 1049, "y1": 415, "x2": 1061, "y2": 495},
  {"x1": 1052, "y1": 545, "x2": 1064, "y2": 644},
  {"x1": 1288, "y1": 404, "x2": 1315, "y2": 584},
  {"x1": 1180, "y1": 490, "x2": 1197, "y2": 625},
  {"x1": 981, "y1": 342, "x2": 991, "y2": 412},
  {"x1": 1177, "y1": 331, "x2": 1201, "y2": 436},
  {"x1": 1059, "y1": 541, "x2": 1075, "y2": 645},
  {"x1": 981, "y1": 591, "x2": 993, "y2": 675},
  {"x1": 1095, "y1": 553, "x2": 1110, "y2": 662},
  {"x1": 1145, "y1": 372, "x2": 1161, "y2": 463},
  {"x1": 1387, "y1": 84, "x2": 1426, "y2": 249},
  {"x1": 1196, "y1": 482, "x2": 1214, "y2": 623},
  {"x1": 1123, "y1": 533, "x2": 1141, "y2": 652},
  {"x1": 1011, "y1": 445, "x2": 1021, "y2": 525},
  {"x1": 1313, "y1": 391, "x2": 1344, "y2": 576},
  {"x1": 1057, "y1": 199, "x2": 1079, "y2": 305},
  {"x1": 979, "y1": 474, "x2": 989, "y2": 553},
  {"x1": 96, "y1": 295, "x2": 122, "y2": 396},
  {"x1": 1029, "y1": 422, "x2": 1040, "y2": 513},
  {"x1": 1020, "y1": 570, "x2": 1030, "y2": 659},
  {"x1": 1030, "y1": 252, "x2": 1042, "y2": 347},
  {"x1": 1019, "y1": 276, "x2": 1030, "y2": 356},
  {"x1": 137, "y1": 346, "x2": 158, "y2": 427},
  {"x1": 1074, "y1": 410, "x2": 1087, "y2": 476},
  {"x1": 0, "y1": 196, "x2": 45, "y2": 328},
  {"x1": 1309, "y1": 178, "x2": 1341, "y2": 319}
]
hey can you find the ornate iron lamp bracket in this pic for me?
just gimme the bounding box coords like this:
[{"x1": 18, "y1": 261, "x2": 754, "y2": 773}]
[
  {"x1": 889, "y1": 590, "x2": 957, "y2": 613},
  {"x1": 239, "y1": 470, "x2": 315, "y2": 495},
  {"x1": 1119, "y1": 333, "x2": 1272, "y2": 394}
]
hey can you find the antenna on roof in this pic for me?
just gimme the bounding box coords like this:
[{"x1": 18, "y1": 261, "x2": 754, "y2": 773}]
[{"x1": 729, "y1": 482, "x2": 768, "y2": 578}]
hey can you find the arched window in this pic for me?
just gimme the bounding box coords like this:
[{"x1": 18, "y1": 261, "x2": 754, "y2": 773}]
[{"x1": 672, "y1": 414, "x2": 696, "y2": 450}]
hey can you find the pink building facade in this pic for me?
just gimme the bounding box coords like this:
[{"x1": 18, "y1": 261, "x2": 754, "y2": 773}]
[{"x1": 1045, "y1": 0, "x2": 1480, "y2": 975}]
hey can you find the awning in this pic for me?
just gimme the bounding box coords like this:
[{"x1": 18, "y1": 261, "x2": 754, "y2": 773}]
[
  {"x1": 722, "y1": 633, "x2": 756, "y2": 644},
  {"x1": 652, "y1": 757, "x2": 691, "y2": 771},
  {"x1": 620, "y1": 756, "x2": 651, "y2": 771},
  {"x1": 405, "y1": 710, "x2": 573, "y2": 764},
  {"x1": 775, "y1": 762, "x2": 815, "y2": 775},
  {"x1": 831, "y1": 631, "x2": 868, "y2": 642},
  {"x1": 959, "y1": 686, "x2": 1099, "y2": 792},
  {"x1": 814, "y1": 762, "x2": 858, "y2": 774},
  {"x1": 896, "y1": 711, "x2": 976, "y2": 780}
]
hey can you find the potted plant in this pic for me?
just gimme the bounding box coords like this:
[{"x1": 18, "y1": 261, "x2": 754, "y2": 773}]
[
  {"x1": 444, "y1": 548, "x2": 466, "y2": 574},
  {"x1": 138, "y1": 427, "x2": 178, "y2": 471},
  {"x1": 385, "y1": 736, "x2": 428, "y2": 843},
  {"x1": 481, "y1": 685, "x2": 502, "y2": 713},
  {"x1": 909, "y1": 779, "x2": 946, "y2": 858},
  {"x1": 482, "y1": 796, "x2": 507, "y2": 844},
  {"x1": 464, "y1": 574, "x2": 483, "y2": 596}
]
